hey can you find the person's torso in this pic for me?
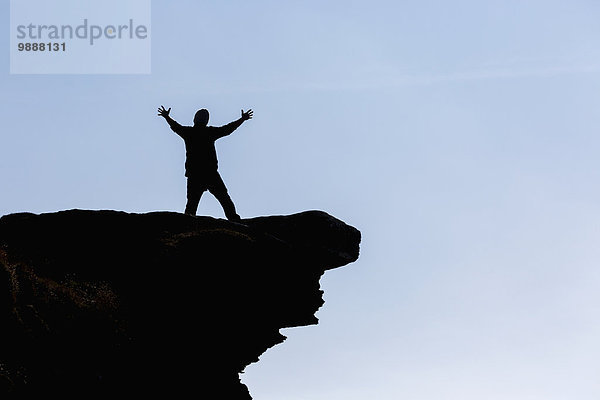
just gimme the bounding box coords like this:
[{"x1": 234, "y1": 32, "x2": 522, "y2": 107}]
[{"x1": 182, "y1": 126, "x2": 219, "y2": 174}]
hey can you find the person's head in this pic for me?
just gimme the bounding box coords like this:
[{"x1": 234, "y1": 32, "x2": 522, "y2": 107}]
[{"x1": 193, "y1": 109, "x2": 209, "y2": 127}]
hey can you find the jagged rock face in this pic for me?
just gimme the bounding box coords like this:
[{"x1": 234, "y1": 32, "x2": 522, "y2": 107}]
[{"x1": 0, "y1": 210, "x2": 360, "y2": 398}]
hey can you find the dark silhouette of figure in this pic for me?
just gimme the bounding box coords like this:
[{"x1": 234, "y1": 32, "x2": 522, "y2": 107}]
[{"x1": 158, "y1": 105, "x2": 253, "y2": 220}]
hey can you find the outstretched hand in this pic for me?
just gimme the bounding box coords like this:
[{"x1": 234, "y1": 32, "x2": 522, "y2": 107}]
[
  {"x1": 158, "y1": 105, "x2": 171, "y2": 118},
  {"x1": 241, "y1": 109, "x2": 253, "y2": 121}
]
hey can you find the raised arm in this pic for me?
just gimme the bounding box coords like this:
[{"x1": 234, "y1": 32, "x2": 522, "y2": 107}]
[
  {"x1": 213, "y1": 109, "x2": 253, "y2": 139},
  {"x1": 157, "y1": 105, "x2": 184, "y2": 135}
]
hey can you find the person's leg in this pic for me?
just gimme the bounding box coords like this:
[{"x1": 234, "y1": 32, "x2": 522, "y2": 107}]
[
  {"x1": 184, "y1": 177, "x2": 205, "y2": 216},
  {"x1": 208, "y1": 172, "x2": 241, "y2": 221}
]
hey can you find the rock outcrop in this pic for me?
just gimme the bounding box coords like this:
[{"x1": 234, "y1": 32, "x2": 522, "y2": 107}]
[{"x1": 0, "y1": 209, "x2": 360, "y2": 398}]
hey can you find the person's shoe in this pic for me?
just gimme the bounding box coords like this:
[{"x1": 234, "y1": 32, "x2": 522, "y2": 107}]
[{"x1": 227, "y1": 213, "x2": 241, "y2": 222}]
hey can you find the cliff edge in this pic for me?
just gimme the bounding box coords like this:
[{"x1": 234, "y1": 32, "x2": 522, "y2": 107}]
[{"x1": 0, "y1": 210, "x2": 360, "y2": 398}]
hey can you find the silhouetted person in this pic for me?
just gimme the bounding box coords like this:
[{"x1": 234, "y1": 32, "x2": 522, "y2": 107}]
[{"x1": 158, "y1": 105, "x2": 253, "y2": 220}]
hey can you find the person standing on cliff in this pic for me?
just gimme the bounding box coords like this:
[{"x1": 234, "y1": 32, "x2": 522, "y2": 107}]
[{"x1": 158, "y1": 105, "x2": 253, "y2": 221}]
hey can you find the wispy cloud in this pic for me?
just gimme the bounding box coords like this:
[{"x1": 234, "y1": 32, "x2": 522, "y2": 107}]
[
  {"x1": 230, "y1": 63, "x2": 600, "y2": 93},
  {"x1": 167, "y1": 62, "x2": 600, "y2": 95}
]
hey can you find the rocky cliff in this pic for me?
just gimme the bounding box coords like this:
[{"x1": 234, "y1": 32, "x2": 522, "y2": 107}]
[{"x1": 0, "y1": 210, "x2": 360, "y2": 398}]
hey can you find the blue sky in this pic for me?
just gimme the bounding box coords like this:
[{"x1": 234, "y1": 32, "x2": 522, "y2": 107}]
[{"x1": 2, "y1": 1, "x2": 600, "y2": 399}]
